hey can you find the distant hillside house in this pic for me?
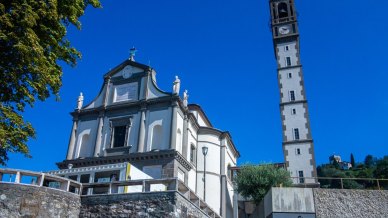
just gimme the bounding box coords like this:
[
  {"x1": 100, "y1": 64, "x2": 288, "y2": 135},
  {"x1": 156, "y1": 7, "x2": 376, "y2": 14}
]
[{"x1": 329, "y1": 155, "x2": 352, "y2": 170}]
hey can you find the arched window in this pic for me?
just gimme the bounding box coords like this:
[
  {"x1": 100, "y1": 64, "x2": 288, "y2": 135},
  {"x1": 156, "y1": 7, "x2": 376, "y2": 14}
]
[
  {"x1": 176, "y1": 129, "x2": 182, "y2": 154},
  {"x1": 151, "y1": 125, "x2": 163, "y2": 150},
  {"x1": 278, "y1": 3, "x2": 288, "y2": 18}
]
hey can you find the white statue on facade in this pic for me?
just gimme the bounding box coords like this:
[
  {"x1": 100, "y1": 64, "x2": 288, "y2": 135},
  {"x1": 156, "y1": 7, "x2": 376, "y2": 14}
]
[
  {"x1": 173, "y1": 76, "x2": 181, "y2": 95},
  {"x1": 77, "y1": 92, "x2": 84, "y2": 110},
  {"x1": 183, "y1": 90, "x2": 189, "y2": 107}
]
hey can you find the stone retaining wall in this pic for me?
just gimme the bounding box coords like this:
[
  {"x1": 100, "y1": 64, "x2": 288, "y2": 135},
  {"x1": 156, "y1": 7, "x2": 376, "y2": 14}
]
[
  {"x1": 0, "y1": 183, "x2": 81, "y2": 218},
  {"x1": 80, "y1": 191, "x2": 208, "y2": 218},
  {"x1": 313, "y1": 189, "x2": 388, "y2": 218}
]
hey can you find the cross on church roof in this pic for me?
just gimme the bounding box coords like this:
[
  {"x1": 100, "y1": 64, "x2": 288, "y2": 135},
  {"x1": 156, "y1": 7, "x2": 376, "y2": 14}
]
[{"x1": 129, "y1": 47, "x2": 137, "y2": 61}]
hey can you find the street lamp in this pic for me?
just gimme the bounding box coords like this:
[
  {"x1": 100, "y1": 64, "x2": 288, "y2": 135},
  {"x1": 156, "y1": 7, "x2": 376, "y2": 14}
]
[{"x1": 202, "y1": 146, "x2": 208, "y2": 202}]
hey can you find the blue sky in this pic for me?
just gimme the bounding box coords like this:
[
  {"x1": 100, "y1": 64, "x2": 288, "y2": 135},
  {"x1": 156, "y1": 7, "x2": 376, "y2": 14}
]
[{"x1": 4, "y1": 0, "x2": 388, "y2": 171}]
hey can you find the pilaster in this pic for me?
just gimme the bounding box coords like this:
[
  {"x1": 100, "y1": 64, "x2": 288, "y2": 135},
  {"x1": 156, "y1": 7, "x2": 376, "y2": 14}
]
[
  {"x1": 66, "y1": 115, "x2": 78, "y2": 160},
  {"x1": 169, "y1": 101, "x2": 178, "y2": 150},
  {"x1": 137, "y1": 104, "x2": 147, "y2": 152},
  {"x1": 182, "y1": 114, "x2": 189, "y2": 159},
  {"x1": 93, "y1": 111, "x2": 104, "y2": 157}
]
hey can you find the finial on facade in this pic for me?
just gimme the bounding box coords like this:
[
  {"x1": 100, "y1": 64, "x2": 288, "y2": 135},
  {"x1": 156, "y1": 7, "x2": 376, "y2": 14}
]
[
  {"x1": 129, "y1": 47, "x2": 137, "y2": 61},
  {"x1": 77, "y1": 92, "x2": 84, "y2": 110},
  {"x1": 183, "y1": 90, "x2": 189, "y2": 108},
  {"x1": 173, "y1": 76, "x2": 181, "y2": 95}
]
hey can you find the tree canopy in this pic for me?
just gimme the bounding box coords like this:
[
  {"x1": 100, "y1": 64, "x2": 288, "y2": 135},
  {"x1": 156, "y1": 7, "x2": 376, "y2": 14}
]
[
  {"x1": 235, "y1": 164, "x2": 292, "y2": 204},
  {"x1": 0, "y1": 0, "x2": 101, "y2": 165}
]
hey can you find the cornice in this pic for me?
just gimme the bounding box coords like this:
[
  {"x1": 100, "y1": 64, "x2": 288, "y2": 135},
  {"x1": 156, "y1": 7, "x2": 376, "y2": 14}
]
[
  {"x1": 282, "y1": 139, "x2": 313, "y2": 146},
  {"x1": 57, "y1": 150, "x2": 177, "y2": 169}
]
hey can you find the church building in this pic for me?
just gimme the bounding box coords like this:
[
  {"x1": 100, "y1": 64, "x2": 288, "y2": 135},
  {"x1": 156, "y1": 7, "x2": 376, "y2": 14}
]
[{"x1": 49, "y1": 51, "x2": 240, "y2": 217}]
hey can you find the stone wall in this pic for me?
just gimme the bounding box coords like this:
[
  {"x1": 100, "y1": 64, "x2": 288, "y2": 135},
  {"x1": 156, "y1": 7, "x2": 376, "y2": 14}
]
[
  {"x1": 80, "y1": 191, "x2": 208, "y2": 218},
  {"x1": 313, "y1": 189, "x2": 388, "y2": 218},
  {"x1": 0, "y1": 183, "x2": 81, "y2": 218}
]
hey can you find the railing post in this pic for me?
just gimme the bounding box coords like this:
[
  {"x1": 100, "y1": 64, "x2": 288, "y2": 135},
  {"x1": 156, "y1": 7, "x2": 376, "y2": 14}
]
[
  {"x1": 66, "y1": 181, "x2": 71, "y2": 192},
  {"x1": 109, "y1": 183, "x2": 112, "y2": 194},
  {"x1": 142, "y1": 180, "x2": 146, "y2": 192},
  {"x1": 79, "y1": 185, "x2": 83, "y2": 195},
  {"x1": 15, "y1": 171, "x2": 21, "y2": 183},
  {"x1": 340, "y1": 178, "x2": 344, "y2": 189},
  {"x1": 39, "y1": 173, "x2": 45, "y2": 186},
  {"x1": 377, "y1": 179, "x2": 380, "y2": 190}
]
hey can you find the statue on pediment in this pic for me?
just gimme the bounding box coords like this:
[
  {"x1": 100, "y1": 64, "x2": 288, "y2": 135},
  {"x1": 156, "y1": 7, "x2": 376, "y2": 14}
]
[
  {"x1": 77, "y1": 92, "x2": 84, "y2": 110},
  {"x1": 173, "y1": 76, "x2": 181, "y2": 95}
]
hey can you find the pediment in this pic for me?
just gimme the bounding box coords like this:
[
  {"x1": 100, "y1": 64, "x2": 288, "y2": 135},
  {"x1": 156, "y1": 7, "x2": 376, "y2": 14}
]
[{"x1": 104, "y1": 59, "x2": 151, "y2": 79}]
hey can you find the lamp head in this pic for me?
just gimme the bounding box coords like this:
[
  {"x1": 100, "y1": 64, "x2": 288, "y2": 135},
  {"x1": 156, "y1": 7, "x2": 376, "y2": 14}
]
[{"x1": 202, "y1": 146, "x2": 208, "y2": 156}]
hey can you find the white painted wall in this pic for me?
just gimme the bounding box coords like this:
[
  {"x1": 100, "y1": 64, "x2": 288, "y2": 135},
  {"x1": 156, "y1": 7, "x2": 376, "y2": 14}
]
[
  {"x1": 282, "y1": 104, "x2": 309, "y2": 141},
  {"x1": 188, "y1": 169, "x2": 196, "y2": 191},
  {"x1": 197, "y1": 133, "x2": 222, "y2": 213},
  {"x1": 285, "y1": 142, "x2": 315, "y2": 183},
  {"x1": 277, "y1": 41, "x2": 299, "y2": 68},
  {"x1": 147, "y1": 75, "x2": 169, "y2": 99},
  {"x1": 279, "y1": 67, "x2": 303, "y2": 103}
]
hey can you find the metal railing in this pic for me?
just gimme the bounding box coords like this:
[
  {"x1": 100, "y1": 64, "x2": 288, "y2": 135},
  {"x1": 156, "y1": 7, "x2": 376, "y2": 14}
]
[
  {"x1": 0, "y1": 168, "x2": 220, "y2": 218},
  {"x1": 290, "y1": 176, "x2": 388, "y2": 190},
  {"x1": 81, "y1": 178, "x2": 221, "y2": 218},
  {"x1": 0, "y1": 168, "x2": 82, "y2": 194}
]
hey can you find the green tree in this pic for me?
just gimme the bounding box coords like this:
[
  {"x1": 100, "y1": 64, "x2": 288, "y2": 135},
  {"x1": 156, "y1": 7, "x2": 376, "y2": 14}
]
[
  {"x1": 0, "y1": 0, "x2": 101, "y2": 165},
  {"x1": 375, "y1": 156, "x2": 388, "y2": 179},
  {"x1": 235, "y1": 164, "x2": 292, "y2": 204},
  {"x1": 364, "y1": 155, "x2": 375, "y2": 168},
  {"x1": 350, "y1": 153, "x2": 356, "y2": 168}
]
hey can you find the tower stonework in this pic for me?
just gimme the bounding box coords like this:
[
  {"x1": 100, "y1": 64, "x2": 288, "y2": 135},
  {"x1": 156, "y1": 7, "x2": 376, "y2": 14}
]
[{"x1": 269, "y1": 0, "x2": 317, "y2": 184}]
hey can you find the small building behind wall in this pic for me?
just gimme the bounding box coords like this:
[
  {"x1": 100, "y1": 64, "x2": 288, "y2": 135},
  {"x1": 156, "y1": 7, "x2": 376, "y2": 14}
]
[{"x1": 51, "y1": 56, "x2": 240, "y2": 217}]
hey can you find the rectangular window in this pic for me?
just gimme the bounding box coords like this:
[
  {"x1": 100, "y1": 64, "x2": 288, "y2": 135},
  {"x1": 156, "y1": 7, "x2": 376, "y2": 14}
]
[
  {"x1": 292, "y1": 108, "x2": 296, "y2": 115},
  {"x1": 289, "y1": 91, "x2": 295, "y2": 101},
  {"x1": 109, "y1": 118, "x2": 131, "y2": 149},
  {"x1": 112, "y1": 125, "x2": 127, "y2": 148},
  {"x1": 298, "y1": 170, "x2": 305, "y2": 183},
  {"x1": 285, "y1": 45, "x2": 289, "y2": 51},
  {"x1": 287, "y1": 72, "x2": 292, "y2": 78},
  {"x1": 190, "y1": 145, "x2": 196, "y2": 164},
  {"x1": 296, "y1": 148, "x2": 301, "y2": 155},
  {"x1": 286, "y1": 57, "x2": 291, "y2": 66},
  {"x1": 294, "y1": 128, "x2": 300, "y2": 140}
]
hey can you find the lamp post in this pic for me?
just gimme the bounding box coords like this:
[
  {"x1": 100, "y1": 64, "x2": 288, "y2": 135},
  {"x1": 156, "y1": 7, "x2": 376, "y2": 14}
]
[{"x1": 202, "y1": 146, "x2": 208, "y2": 202}]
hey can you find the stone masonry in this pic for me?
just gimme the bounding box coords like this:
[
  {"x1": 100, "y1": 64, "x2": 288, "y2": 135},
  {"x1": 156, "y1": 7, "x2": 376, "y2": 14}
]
[
  {"x1": 80, "y1": 191, "x2": 208, "y2": 218},
  {"x1": 313, "y1": 188, "x2": 388, "y2": 218},
  {"x1": 0, "y1": 183, "x2": 81, "y2": 218}
]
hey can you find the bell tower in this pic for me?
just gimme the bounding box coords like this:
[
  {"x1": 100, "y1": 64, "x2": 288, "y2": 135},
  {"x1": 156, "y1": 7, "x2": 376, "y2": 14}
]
[{"x1": 269, "y1": 0, "x2": 317, "y2": 185}]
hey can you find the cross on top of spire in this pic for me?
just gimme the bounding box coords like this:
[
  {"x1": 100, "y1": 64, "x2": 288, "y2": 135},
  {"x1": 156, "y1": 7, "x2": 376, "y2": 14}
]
[{"x1": 129, "y1": 47, "x2": 137, "y2": 61}]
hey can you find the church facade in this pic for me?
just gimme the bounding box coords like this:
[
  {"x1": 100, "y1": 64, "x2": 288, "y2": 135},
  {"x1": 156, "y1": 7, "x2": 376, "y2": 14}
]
[{"x1": 49, "y1": 55, "x2": 240, "y2": 217}]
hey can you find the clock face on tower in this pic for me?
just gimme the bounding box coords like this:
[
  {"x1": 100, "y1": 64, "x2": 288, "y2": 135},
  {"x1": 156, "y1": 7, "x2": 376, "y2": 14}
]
[
  {"x1": 279, "y1": 25, "x2": 290, "y2": 35},
  {"x1": 122, "y1": 66, "x2": 133, "y2": 79}
]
